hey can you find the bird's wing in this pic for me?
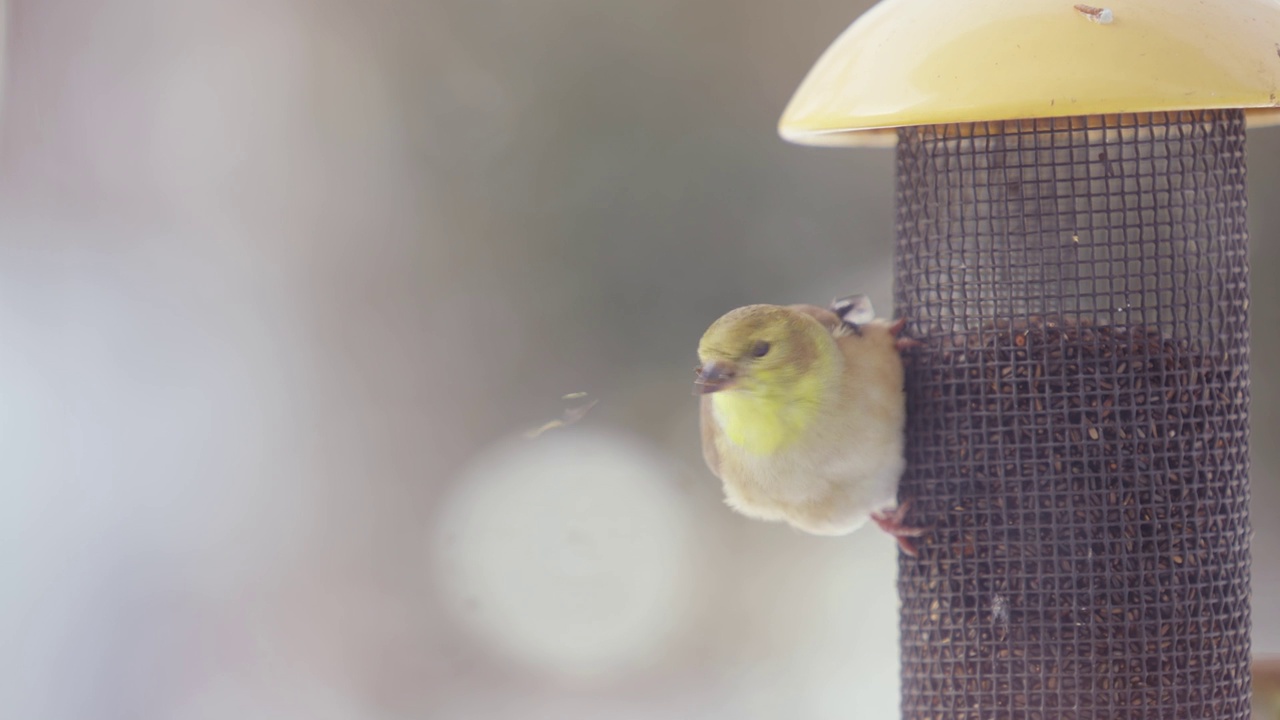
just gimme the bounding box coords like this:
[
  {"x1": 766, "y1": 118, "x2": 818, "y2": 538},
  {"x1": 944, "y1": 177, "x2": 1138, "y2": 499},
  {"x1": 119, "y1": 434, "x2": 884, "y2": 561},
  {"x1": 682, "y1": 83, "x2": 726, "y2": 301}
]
[
  {"x1": 700, "y1": 395, "x2": 721, "y2": 477},
  {"x1": 786, "y1": 303, "x2": 845, "y2": 335},
  {"x1": 829, "y1": 294, "x2": 875, "y2": 326},
  {"x1": 832, "y1": 318, "x2": 905, "y2": 406}
]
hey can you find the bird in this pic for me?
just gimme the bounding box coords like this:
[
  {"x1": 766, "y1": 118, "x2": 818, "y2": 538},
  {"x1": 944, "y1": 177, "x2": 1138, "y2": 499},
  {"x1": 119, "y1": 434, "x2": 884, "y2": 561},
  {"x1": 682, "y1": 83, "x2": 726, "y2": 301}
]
[{"x1": 694, "y1": 294, "x2": 924, "y2": 555}]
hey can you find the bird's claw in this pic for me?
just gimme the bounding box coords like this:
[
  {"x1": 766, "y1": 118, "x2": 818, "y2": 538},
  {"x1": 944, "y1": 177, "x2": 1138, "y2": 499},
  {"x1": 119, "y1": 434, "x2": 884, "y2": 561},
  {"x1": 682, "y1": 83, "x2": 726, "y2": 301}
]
[
  {"x1": 888, "y1": 317, "x2": 923, "y2": 353},
  {"x1": 871, "y1": 500, "x2": 928, "y2": 557}
]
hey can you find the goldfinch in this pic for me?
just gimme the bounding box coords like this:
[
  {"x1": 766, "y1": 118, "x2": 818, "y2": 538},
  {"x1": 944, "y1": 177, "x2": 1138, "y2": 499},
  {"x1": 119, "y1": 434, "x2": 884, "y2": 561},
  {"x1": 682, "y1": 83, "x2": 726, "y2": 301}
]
[{"x1": 695, "y1": 295, "x2": 923, "y2": 554}]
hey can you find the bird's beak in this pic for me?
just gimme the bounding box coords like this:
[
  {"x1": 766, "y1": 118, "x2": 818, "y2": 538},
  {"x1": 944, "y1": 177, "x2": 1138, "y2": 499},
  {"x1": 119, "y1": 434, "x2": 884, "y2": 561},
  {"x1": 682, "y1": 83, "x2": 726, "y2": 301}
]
[{"x1": 694, "y1": 361, "x2": 738, "y2": 395}]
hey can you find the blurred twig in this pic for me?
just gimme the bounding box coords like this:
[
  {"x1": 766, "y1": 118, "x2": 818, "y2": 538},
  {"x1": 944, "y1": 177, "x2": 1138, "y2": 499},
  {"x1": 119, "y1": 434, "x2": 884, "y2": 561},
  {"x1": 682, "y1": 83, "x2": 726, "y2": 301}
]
[{"x1": 525, "y1": 394, "x2": 598, "y2": 439}]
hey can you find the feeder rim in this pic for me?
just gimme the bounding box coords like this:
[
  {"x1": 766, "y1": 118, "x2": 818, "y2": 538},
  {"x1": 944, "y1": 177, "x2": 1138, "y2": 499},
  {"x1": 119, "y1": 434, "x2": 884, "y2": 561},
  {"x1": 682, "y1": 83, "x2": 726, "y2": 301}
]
[{"x1": 778, "y1": 0, "x2": 1280, "y2": 148}]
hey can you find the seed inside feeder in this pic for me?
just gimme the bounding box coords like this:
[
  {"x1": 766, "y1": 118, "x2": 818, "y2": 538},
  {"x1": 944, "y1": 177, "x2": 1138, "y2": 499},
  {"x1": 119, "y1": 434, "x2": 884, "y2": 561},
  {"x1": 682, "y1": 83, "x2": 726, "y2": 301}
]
[{"x1": 899, "y1": 316, "x2": 1250, "y2": 715}]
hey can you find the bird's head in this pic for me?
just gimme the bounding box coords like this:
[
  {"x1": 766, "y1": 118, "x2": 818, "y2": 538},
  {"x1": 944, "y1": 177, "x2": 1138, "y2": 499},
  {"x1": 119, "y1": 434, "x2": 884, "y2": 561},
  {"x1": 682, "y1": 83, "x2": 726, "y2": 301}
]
[{"x1": 694, "y1": 304, "x2": 836, "y2": 400}]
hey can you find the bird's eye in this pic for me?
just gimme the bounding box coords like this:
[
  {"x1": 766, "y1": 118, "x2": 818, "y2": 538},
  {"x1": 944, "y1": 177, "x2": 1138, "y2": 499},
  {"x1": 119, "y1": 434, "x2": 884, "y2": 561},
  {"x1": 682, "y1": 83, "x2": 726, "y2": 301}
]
[{"x1": 751, "y1": 341, "x2": 771, "y2": 358}]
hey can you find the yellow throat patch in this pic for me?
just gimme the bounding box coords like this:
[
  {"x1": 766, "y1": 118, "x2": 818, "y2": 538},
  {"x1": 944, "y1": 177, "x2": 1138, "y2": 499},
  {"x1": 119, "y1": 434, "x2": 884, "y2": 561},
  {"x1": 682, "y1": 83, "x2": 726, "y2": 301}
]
[{"x1": 711, "y1": 361, "x2": 833, "y2": 456}]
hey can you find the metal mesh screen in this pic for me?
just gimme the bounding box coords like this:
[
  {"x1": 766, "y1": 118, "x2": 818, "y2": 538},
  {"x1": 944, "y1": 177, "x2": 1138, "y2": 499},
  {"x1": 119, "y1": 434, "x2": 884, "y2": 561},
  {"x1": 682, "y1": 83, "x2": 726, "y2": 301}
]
[{"x1": 893, "y1": 110, "x2": 1252, "y2": 720}]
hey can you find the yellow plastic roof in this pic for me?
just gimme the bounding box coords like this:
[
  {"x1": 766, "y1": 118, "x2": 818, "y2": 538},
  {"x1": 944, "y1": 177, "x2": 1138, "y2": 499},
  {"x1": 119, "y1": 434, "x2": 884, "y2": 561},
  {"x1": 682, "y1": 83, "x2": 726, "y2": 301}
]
[{"x1": 779, "y1": 0, "x2": 1280, "y2": 147}]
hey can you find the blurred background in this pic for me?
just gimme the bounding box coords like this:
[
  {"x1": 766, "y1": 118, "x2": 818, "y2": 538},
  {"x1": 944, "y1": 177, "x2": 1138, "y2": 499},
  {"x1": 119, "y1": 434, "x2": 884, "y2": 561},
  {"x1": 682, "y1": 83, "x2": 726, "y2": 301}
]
[{"x1": 1, "y1": 1, "x2": 1278, "y2": 719}]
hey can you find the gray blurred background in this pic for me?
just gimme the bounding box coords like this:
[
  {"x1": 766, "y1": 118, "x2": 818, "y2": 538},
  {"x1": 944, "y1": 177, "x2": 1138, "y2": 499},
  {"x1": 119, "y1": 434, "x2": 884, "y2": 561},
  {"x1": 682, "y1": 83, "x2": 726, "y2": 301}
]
[{"x1": 1, "y1": 2, "x2": 1278, "y2": 719}]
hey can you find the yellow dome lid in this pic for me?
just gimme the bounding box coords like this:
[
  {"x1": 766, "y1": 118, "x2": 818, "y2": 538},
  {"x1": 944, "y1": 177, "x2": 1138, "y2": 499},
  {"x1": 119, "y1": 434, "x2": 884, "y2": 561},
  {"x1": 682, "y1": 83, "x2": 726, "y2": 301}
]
[{"x1": 779, "y1": 0, "x2": 1280, "y2": 147}]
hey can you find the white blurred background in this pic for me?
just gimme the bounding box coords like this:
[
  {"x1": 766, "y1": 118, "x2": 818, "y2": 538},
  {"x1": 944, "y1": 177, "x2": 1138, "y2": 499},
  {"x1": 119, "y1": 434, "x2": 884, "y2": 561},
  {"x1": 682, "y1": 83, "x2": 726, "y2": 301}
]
[{"x1": 1, "y1": 2, "x2": 1278, "y2": 719}]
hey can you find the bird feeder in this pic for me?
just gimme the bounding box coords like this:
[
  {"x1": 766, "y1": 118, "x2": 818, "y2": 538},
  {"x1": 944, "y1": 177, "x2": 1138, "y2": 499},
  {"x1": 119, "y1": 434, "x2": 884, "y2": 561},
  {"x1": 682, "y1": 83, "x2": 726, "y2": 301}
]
[{"x1": 779, "y1": 1, "x2": 1279, "y2": 717}]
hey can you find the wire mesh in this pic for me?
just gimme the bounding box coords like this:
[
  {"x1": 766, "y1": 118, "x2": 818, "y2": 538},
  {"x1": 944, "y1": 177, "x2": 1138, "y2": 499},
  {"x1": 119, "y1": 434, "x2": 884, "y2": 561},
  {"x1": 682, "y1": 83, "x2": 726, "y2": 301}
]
[{"x1": 893, "y1": 110, "x2": 1251, "y2": 720}]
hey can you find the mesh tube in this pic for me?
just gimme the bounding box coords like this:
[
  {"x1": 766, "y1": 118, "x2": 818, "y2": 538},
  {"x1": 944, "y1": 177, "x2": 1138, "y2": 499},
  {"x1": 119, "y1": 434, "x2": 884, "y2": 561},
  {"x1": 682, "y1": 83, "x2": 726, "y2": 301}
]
[{"x1": 893, "y1": 111, "x2": 1252, "y2": 719}]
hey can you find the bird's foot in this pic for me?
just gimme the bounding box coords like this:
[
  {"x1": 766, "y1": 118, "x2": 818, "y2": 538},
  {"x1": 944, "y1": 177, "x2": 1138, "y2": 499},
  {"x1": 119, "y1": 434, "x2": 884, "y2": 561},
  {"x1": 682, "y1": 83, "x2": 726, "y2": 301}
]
[
  {"x1": 871, "y1": 500, "x2": 927, "y2": 557},
  {"x1": 888, "y1": 317, "x2": 923, "y2": 352}
]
